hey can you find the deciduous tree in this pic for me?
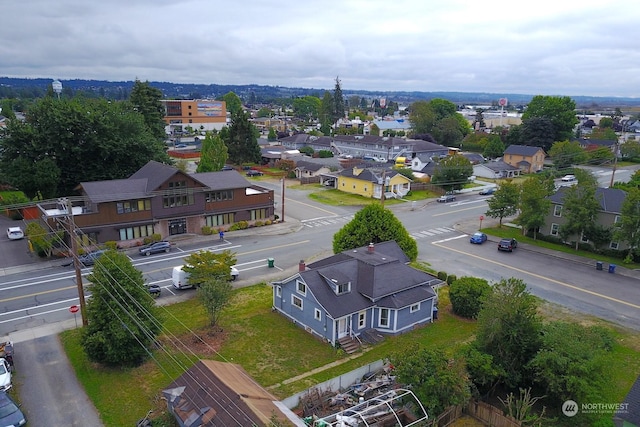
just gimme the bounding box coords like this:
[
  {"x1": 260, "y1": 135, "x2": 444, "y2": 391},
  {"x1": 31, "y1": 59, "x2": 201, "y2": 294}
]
[
  {"x1": 475, "y1": 278, "x2": 542, "y2": 388},
  {"x1": 483, "y1": 136, "x2": 504, "y2": 159},
  {"x1": 82, "y1": 250, "x2": 161, "y2": 367},
  {"x1": 388, "y1": 344, "x2": 471, "y2": 416},
  {"x1": 548, "y1": 140, "x2": 587, "y2": 171},
  {"x1": 333, "y1": 204, "x2": 417, "y2": 261},
  {"x1": 522, "y1": 95, "x2": 578, "y2": 142},
  {"x1": 197, "y1": 131, "x2": 228, "y2": 172},
  {"x1": 485, "y1": 180, "x2": 520, "y2": 226},
  {"x1": 221, "y1": 91, "x2": 243, "y2": 115},
  {"x1": 614, "y1": 187, "x2": 640, "y2": 261},
  {"x1": 431, "y1": 155, "x2": 473, "y2": 192},
  {"x1": 559, "y1": 180, "x2": 601, "y2": 250},
  {"x1": 182, "y1": 250, "x2": 237, "y2": 288},
  {"x1": 519, "y1": 117, "x2": 555, "y2": 151},
  {"x1": 518, "y1": 175, "x2": 554, "y2": 238}
]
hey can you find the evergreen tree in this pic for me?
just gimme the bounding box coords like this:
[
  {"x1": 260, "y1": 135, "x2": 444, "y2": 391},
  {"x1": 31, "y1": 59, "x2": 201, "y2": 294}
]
[
  {"x1": 223, "y1": 110, "x2": 261, "y2": 164},
  {"x1": 81, "y1": 250, "x2": 161, "y2": 367},
  {"x1": 129, "y1": 79, "x2": 166, "y2": 140},
  {"x1": 332, "y1": 76, "x2": 345, "y2": 122},
  {"x1": 197, "y1": 131, "x2": 228, "y2": 172}
]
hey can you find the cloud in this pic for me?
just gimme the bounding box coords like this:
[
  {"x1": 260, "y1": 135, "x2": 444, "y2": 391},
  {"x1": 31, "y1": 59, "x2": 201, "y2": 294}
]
[{"x1": 2, "y1": 0, "x2": 640, "y2": 97}]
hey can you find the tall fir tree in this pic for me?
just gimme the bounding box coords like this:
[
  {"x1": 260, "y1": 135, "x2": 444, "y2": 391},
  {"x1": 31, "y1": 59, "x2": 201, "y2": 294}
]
[
  {"x1": 224, "y1": 110, "x2": 261, "y2": 164},
  {"x1": 332, "y1": 76, "x2": 345, "y2": 122}
]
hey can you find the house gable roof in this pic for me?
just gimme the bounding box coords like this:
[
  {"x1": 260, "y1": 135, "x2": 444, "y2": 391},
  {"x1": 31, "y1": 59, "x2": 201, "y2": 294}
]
[
  {"x1": 477, "y1": 161, "x2": 520, "y2": 172},
  {"x1": 302, "y1": 241, "x2": 438, "y2": 318},
  {"x1": 78, "y1": 178, "x2": 150, "y2": 203},
  {"x1": 129, "y1": 160, "x2": 186, "y2": 192},
  {"x1": 294, "y1": 160, "x2": 324, "y2": 172},
  {"x1": 190, "y1": 170, "x2": 252, "y2": 190},
  {"x1": 504, "y1": 144, "x2": 545, "y2": 156},
  {"x1": 549, "y1": 187, "x2": 627, "y2": 214},
  {"x1": 614, "y1": 375, "x2": 640, "y2": 425},
  {"x1": 338, "y1": 168, "x2": 408, "y2": 183}
]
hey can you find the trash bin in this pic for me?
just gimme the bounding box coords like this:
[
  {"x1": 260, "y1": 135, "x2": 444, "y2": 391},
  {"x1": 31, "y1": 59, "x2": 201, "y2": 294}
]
[
  {"x1": 268, "y1": 258, "x2": 274, "y2": 268},
  {"x1": 608, "y1": 264, "x2": 616, "y2": 274},
  {"x1": 596, "y1": 261, "x2": 603, "y2": 271},
  {"x1": 433, "y1": 306, "x2": 438, "y2": 320}
]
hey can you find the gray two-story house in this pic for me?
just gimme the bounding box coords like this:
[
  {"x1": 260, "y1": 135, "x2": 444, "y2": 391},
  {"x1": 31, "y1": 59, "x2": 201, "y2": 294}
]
[
  {"x1": 271, "y1": 241, "x2": 440, "y2": 350},
  {"x1": 541, "y1": 187, "x2": 628, "y2": 251}
]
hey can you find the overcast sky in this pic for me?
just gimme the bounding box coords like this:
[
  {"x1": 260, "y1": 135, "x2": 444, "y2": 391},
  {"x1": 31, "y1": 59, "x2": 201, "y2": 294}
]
[{"x1": 3, "y1": 0, "x2": 640, "y2": 98}]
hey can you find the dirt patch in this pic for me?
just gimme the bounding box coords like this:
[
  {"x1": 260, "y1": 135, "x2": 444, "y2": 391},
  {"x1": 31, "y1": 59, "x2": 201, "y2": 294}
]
[{"x1": 167, "y1": 326, "x2": 228, "y2": 357}]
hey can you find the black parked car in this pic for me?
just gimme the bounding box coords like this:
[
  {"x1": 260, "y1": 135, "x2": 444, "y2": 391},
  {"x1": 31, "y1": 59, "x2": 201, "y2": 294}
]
[
  {"x1": 139, "y1": 241, "x2": 171, "y2": 256},
  {"x1": 497, "y1": 238, "x2": 518, "y2": 252}
]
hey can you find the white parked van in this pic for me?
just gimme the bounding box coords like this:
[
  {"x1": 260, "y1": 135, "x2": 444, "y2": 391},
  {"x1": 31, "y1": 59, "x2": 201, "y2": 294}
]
[{"x1": 171, "y1": 265, "x2": 239, "y2": 290}]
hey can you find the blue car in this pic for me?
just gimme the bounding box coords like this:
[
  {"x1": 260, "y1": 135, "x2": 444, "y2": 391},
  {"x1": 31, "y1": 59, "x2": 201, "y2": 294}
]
[{"x1": 470, "y1": 232, "x2": 488, "y2": 244}]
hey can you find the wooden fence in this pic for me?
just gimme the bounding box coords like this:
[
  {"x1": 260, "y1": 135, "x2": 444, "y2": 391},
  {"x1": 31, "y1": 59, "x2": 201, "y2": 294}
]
[{"x1": 428, "y1": 400, "x2": 521, "y2": 427}]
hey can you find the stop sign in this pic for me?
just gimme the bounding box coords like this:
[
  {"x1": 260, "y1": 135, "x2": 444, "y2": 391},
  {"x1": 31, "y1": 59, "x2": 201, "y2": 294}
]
[
  {"x1": 480, "y1": 215, "x2": 485, "y2": 220},
  {"x1": 69, "y1": 305, "x2": 79, "y2": 314}
]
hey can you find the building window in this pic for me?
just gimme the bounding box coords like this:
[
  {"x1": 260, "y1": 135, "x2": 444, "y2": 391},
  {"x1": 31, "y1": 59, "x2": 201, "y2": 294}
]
[
  {"x1": 205, "y1": 213, "x2": 235, "y2": 227},
  {"x1": 276, "y1": 286, "x2": 281, "y2": 298},
  {"x1": 581, "y1": 233, "x2": 589, "y2": 243},
  {"x1": 337, "y1": 282, "x2": 350, "y2": 295},
  {"x1": 296, "y1": 280, "x2": 306, "y2": 296},
  {"x1": 358, "y1": 311, "x2": 366, "y2": 329},
  {"x1": 118, "y1": 224, "x2": 154, "y2": 241},
  {"x1": 379, "y1": 308, "x2": 390, "y2": 327},
  {"x1": 250, "y1": 209, "x2": 267, "y2": 220},
  {"x1": 553, "y1": 205, "x2": 562, "y2": 217},
  {"x1": 614, "y1": 215, "x2": 621, "y2": 224},
  {"x1": 410, "y1": 303, "x2": 420, "y2": 313},
  {"x1": 116, "y1": 199, "x2": 151, "y2": 214},
  {"x1": 610, "y1": 241, "x2": 619, "y2": 250},
  {"x1": 314, "y1": 308, "x2": 321, "y2": 321},
  {"x1": 550, "y1": 223, "x2": 559, "y2": 236},
  {"x1": 163, "y1": 181, "x2": 195, "y2": 208},
  {"x1": 292, "y1": 295, "x2": 303, "y2": 310},
  {"x1": 206, "y1": 190, "x2": 233, "y2": 202}
]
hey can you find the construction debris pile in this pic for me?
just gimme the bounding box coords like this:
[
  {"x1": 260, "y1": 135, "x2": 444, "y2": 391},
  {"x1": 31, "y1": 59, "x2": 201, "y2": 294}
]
[{"x1": 300, "y1": 367, "x2": 429, "y2": 427}]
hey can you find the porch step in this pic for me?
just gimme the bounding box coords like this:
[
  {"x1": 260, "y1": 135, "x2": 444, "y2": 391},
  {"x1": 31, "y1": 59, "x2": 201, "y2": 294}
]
[{"x1": 337, "y1": 336, "x2": 361, "y2": 354}]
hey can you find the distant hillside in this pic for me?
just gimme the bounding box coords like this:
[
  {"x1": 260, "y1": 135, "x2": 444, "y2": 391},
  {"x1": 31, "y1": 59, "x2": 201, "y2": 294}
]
[{"x1": 2, "y1": 76, "x2": 639, "y2": 108}]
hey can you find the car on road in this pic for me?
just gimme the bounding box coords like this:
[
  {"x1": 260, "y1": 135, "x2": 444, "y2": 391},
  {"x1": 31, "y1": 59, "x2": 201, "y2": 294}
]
[
  {"x1": 221, "y1": 165, "x2": 234, "y2": 171},
  {"x1": 246, "y1": 170, "x2": 264, "y2": 177},
  {"x1": 561, "y1": 174, "x2": 576, "y2": 182},
  {"x1": 6, "y1": 227, "x2": 24, "y2": 240},
  {"x1": 470, "y1": 232, "x2": 488, "y2": 244},
  {"x1": 175, "y1": 143, "x2": 188, "y2": 148},
  {"x1": 0, "y1": 391, "x2": 26, "y2": 426},
  {"x1": 479, "y1": 187, "x2": 495, "y2": 195},
  {"x1": 139, "y1": 241, "x2": 171, "y2": 256},
  {"x1": 497, "y1": 238, "x2": 518, "y2": 252},
  {"x1": 62, "y1": 250, "x2": 107, "y2": 267},
  {"x1": 0, "y1": 359, "x2": 11, "y2": 392},
  {"x1": 437, "y1": 193, "x2": 456, "y2": 203}
]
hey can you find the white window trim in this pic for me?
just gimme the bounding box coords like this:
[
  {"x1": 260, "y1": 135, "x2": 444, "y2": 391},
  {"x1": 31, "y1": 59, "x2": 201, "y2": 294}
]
[
  {"x1": 276, "y1": 286, "x2": 281, "y2": 298},
  {"x1": 610, "y1": 241, "x2": 619, "y2": 250},
  {"x1": 314, "y1": 308, "x2": 322, "y2": 321},
  {"x1": 358, "y1": 311, "x2": 366, "y2": 329},
  {"x1": 550, "y1": 223, "x2": 559, "y2": 236},
  {"x1": 410, "y1": 303, "x2": 420, "y2": 313},
  {"x1": 379, "y1": 308, "x2": 390, "y2": 328},
  {"x1": 554, "y1": 205, "x2": 562, "y2": 217},
  {"x1": 296, "y1": 280, "x2": 306, "y2": 296},
  {"x1": 292, "y1": 295, "x2": 303, "y2": 310}
]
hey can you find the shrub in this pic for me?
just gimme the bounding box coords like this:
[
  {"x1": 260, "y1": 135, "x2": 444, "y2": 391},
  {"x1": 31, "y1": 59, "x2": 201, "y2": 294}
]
[
  {"x1": 446, "y1": 274, "x2": 457, "y2": 285},
  {"x1": 449, "y1": 276, "x2": 491, "y2": 319},
  {"x1": 255, "y1": 221, "x2": 264, "y2": 227},
  {"x1": 437, "y1": 271, "x2": 448, "y2": 281},
  {"x1": 201, "y1": 226, "x2": 213, "y2": 235},
  {"x1": 104, "y1": 241, "x2": 118, "y2": 250},
  {"x1": 265, "y1": 219, "x2": 272, "y2": 226}
]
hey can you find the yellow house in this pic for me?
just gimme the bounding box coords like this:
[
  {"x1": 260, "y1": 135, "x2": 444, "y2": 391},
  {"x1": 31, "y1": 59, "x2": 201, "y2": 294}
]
[{"x1": 337, "y1": 167, "x2": 411, "y2": 199}]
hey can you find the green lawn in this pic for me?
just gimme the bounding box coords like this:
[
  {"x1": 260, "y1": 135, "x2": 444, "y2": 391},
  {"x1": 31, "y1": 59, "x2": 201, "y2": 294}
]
[{"x1": 62, "y1": 283, "x2": 640, "y2": 427}]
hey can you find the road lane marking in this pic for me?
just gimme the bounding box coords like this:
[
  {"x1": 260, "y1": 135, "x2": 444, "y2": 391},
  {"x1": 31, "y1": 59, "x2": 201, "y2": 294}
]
[
  {"x1": 432, "y1": 205, "x2": 486, "y2": 216},
  {"x1": 432, "y1": 241, "x2": 640, "y2": 310}
]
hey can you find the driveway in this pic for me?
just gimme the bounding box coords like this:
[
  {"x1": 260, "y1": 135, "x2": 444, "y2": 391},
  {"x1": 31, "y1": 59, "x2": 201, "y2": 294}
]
[{"x1": 0, "y1": 215, "x2": 48, "y2": 272}]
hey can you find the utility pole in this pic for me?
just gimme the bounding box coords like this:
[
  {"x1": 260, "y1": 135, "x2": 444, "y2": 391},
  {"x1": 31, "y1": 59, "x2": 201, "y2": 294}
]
[
  {"x1": 281, "y1": 177, "x2": 285, "y2": 222},
  {"x1": 380, "y1": 169, "x2": 387, "y2": 207},
  {"x1": 610, "y1": 141, "x2": 620, "y2": 188},
  {"x1": 60, "y1": 198, "x2": 88, "y2": 326}
]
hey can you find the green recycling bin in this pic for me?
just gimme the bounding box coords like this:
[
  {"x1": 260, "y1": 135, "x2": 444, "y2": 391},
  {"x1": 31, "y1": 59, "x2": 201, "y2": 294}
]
[{"x1": 268, "y1": 258, "x2": 274, "y2": 268}]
